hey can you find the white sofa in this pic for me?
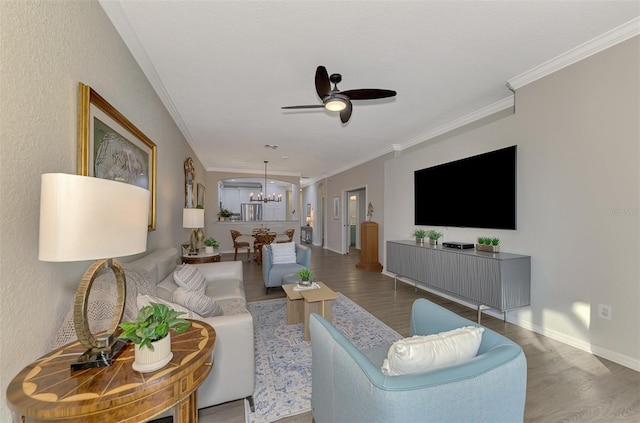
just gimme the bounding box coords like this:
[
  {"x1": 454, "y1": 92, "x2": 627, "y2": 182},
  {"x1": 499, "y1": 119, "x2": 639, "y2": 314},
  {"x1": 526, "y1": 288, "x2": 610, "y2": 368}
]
[
  {"x1": 52, "y1": 247, "x2": 255, "y2": 413},
  {"x1": 130, "y1": 248, "x2": 255, "y2": 411}
]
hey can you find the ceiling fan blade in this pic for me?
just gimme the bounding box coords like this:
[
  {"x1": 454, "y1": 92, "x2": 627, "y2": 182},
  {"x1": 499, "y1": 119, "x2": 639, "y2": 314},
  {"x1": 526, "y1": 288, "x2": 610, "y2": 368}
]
[
  {"x1": 341, "y1": 88, "x2": 397, "y2": 100},
  {"x1": 281, "y1": 105, "x2": 325, "y2": 109},
  {"x1": 340, "y1": 100, "x2": 353, "y2": 123},
  {"x1": 315, "y1": 66, "x2": 331, "y2": 98}
]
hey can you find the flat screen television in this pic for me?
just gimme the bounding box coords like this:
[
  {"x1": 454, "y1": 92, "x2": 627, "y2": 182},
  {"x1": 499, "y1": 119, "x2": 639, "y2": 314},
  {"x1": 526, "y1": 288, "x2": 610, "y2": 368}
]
[{"x1": 414, "y1": 145, "x2": 517, "y2": 230}]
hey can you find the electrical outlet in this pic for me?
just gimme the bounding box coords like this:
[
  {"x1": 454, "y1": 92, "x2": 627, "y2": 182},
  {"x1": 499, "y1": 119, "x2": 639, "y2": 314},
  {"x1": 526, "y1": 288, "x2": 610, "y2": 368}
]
[{"x1": 598, "y1": 304, "x2": 612, "y2": 320}]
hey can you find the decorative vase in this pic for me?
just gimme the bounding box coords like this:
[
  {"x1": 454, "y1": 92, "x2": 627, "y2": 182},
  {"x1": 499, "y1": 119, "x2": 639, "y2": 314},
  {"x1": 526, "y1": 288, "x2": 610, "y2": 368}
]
[
  {"x1": 299, "y1": 279, "x2": 311, "y2": 287},
  {"x1": 205, "y1": 246, "x2": 214, "y2": 253},
  {"x1": 416, "y1": 237, "x2": 424, "y2": 245},
  {"x1": 132, "y1": 333, "x2": 173, "y2": 373},
  {"x1": 428, "y1": 238, "x2": 438, "y2": 246}
]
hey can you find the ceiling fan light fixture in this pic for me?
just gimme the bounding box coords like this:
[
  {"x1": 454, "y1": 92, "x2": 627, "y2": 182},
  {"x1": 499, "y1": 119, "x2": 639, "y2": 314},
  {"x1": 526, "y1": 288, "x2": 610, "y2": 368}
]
[{"x1": 325, "y1": 98, "x2": 347, "y2": 112}]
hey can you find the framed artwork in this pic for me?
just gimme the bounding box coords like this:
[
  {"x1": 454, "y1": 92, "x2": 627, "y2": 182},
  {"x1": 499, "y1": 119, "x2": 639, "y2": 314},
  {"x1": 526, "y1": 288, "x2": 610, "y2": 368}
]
[
  {"x1": 307, "y1": 203, "x2": 311, "y2": 217},
  {"x1": 197, "y1": 183, "x2": 205, "y2": 208},
  {"x1": 77, "y1": 83, "x2": 157, "y2": 230},
  {"x1": 333, "y1": 197, "x2": 340, "y2": 220}
]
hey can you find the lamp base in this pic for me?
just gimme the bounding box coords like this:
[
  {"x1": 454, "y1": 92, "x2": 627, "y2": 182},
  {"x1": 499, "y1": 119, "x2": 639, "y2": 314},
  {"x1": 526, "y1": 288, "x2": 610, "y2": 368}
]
[{"x1": 71, "y1": 338, "x2": 129, "y2": 371}]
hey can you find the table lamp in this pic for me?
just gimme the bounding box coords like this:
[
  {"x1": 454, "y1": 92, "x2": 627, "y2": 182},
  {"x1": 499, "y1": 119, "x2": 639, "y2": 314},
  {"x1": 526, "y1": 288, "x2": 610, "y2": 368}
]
[
  {"x1": 39, "y1": 173, "x2": 150, "y2": 370},
  {"x1": 183, "y1": 208, "x2": 205, "y2": 255}
]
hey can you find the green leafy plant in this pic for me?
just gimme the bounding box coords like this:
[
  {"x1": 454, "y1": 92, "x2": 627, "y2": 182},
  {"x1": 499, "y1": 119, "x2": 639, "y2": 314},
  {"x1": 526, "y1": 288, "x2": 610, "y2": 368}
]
[
  {"x1": 204, "y1": 237, "x2": 219, "y2": 248},
  {"x1": 218, "y1": 208, "x2": 233, "y2": 218},
  {"x1": 427, "y1": 230, "x2": 443, "y2": 240},
  {"x1": 412, "y1": 229, "x2": 427, "y2": 239},
  {"x1": 118, "y1": 303, "x2": 191, "y2": 351},
  {"x1": 298, "y1": 268, "x2": 313, "y2": 281},
  {"x1": 491, "y1": 237, "x2": 500, "y2": 246},
  {"x1": 477, "y1": 237, "x2": 485, "y2": 245}
]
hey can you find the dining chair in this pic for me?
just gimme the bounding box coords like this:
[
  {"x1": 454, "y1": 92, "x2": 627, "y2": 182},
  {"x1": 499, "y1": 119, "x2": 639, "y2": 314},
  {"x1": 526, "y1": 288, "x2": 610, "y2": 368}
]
[
  {"x1": 277, "y1": 228, "x2": 295, "y2": 243},
  {"x1": 253, "y1": 232, "x2": 276, "y2": 265},
  {"x1": 230, "y1": 230, "x2": 251, "y2": 261}
]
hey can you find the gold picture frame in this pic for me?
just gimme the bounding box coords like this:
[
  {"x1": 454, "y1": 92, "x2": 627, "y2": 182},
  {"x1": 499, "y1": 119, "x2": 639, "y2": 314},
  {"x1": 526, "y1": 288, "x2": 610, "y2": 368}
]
[{"x1": 77, "y1": 82, "x2": 157, "y2": 230}]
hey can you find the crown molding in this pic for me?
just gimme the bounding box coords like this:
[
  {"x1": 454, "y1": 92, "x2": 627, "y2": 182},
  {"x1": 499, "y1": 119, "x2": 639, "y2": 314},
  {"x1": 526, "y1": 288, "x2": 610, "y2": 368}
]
[{"x1": 508, "y1": 17, "x2": 640, "y2": 90}]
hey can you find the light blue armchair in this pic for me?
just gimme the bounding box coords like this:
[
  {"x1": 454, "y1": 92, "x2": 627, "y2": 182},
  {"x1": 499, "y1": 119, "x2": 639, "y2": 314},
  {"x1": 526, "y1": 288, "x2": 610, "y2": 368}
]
[
  {"x1": 262, "y1": 243, "x2": 311, "y2": 294},
  {"x1": 310, "y1": 298, "x2": 527, "y2": 423}
]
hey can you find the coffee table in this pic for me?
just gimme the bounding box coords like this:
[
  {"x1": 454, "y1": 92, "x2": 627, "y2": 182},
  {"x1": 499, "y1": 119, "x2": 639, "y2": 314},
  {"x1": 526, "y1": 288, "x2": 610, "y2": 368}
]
[{"x1": 282, "y1": 282, "x2": 338, "y2": 341}]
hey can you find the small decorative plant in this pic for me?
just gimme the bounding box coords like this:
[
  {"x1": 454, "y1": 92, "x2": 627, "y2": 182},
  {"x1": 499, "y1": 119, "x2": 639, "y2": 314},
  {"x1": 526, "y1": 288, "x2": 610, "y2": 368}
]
[
  {"x1": 204, "y1": 237, "x2": 219, "y2": 249},
  {"x1": 218, "y1": 208, "x2": 233, "y2": 218},
  {"x1": 298, "y1": 268, "x2": 313, "y2": 282},
  {"x1": 427, "y1": 230, "x2": 443, "y2": 240},
  {"x1": 118, "y1": 303, "x2": 191, "y2": 351},
  {"x1": 412, "y1": 229, "x2": 427, "y2": 239},
  {"x1": 477, "y1": 236, "x2": 500, "y2": 252}
]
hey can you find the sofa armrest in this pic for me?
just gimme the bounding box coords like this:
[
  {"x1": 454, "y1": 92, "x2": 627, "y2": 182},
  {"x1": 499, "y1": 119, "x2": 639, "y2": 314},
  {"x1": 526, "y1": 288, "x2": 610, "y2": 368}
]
[
  {"x1": 262, "y1": 244, "x2": 272, "y2": 283},
  {"x1": 197, "y1": 311, "x2": 255, "y2": 408},
  {"x1": 195, "y1": 261, "x2": 243, "y2": 282},
  {"x1": 296, "y1": 244, "x2": 311, "y2": 267}
]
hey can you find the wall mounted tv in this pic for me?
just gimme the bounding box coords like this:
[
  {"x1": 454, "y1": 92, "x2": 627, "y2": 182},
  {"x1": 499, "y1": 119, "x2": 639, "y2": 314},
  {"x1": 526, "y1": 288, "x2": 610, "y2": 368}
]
[{"x1": 414, "y1": 145, "x2": 517, "y2": 230}]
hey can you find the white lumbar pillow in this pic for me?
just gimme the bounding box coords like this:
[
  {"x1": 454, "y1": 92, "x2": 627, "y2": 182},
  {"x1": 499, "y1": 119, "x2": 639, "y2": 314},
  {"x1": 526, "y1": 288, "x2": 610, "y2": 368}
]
[
  {"x1": 173, "y1": 264, "x2": 206, "y2": 292},
  {"x1": 270, "y1": 241, "x2": 297, "y2": 264},
  {"x1": 172, "y1": 287, "x2": 223, "y2": 317},
  {"x1": 381, "y1": 326, "x2": 484, "y2": 376}
]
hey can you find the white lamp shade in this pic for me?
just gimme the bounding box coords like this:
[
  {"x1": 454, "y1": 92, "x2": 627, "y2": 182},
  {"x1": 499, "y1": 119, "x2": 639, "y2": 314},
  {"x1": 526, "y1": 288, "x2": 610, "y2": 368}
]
[
  {"x1": 183, "y1": 208, "x2": 204, "y2": 228},
  {"x1": 39, "y1": 173, "x2": 150, "y2": 262}
]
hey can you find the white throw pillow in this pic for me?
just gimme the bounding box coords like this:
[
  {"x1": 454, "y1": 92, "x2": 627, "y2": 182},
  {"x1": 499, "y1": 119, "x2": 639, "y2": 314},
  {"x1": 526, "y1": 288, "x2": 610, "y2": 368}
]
[
  {"x1": 381, "y1": 326, "x2": 484, "y2": 376},
  {"x1": 171, "y1": 287, "x2": 223, "y2": 317},
  {"x1": 136, "y1": 294, "x2": 202, "y2": 319},
  {"x1": 270, "y1": 242, "x2": 297, "y2": 264},
  {"x1": 173, "y1": 264, "x2": 206, "y2": 292}
]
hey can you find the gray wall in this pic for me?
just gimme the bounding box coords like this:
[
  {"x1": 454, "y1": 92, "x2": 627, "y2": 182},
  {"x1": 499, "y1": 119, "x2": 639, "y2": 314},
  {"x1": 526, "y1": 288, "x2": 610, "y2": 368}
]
[
  {"x1": 384, "y1": 36, "x2": 639, "y2": 368},
  {"x1": 0, "y1": 2, "x2": 201, "y2": 418}
]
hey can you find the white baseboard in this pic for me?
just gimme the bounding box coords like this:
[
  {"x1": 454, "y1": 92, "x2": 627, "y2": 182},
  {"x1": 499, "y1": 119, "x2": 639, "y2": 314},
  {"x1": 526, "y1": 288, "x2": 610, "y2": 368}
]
[{"x1": 388, "y1": 274, "x2": 640, "y2": 372}]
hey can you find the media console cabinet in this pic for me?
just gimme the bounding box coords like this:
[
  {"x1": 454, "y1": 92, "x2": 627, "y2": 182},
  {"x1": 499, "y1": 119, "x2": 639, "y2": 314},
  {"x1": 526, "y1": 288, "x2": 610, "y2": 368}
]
[{"x1": 386, "y1": 240, "x2": 531, "y2": 323}]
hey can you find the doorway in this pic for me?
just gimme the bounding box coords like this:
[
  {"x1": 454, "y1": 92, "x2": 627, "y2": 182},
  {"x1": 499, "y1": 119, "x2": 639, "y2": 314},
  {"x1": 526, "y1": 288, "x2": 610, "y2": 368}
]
[{"x1": 343, "y1": 187, "x2": 366, "y2": 254}]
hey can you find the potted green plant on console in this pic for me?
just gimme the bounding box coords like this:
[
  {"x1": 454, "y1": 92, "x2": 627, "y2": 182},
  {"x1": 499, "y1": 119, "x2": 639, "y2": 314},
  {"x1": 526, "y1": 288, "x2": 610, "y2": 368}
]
[
  {"x1": 204, "y1": 237, "x2": 219, "y2": 254},
  {"x1": 476, "y1": 237, "x2": 500, "y2": 253},
  {"x1": 427, "y1": 230, "x2": 443, "y2": 246},
  {"x1": 119, "y1": 302, "x2": 191, "y2": 373},
  {"x1": 412, "y1": 229, "x2": 426, "y2": 245}
]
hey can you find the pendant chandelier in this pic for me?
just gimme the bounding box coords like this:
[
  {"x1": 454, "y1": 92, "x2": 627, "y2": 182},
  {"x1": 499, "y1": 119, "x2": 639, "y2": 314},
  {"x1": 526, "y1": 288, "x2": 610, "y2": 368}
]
[{"x1": 250, "y1": 161, "x2": 282, "y2": 203}]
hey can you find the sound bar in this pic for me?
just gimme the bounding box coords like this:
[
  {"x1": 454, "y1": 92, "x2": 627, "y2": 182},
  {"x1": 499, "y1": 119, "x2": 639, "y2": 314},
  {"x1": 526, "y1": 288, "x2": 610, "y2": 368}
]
[{"x1": 442, "y1": 242, "x2": 475, "y2": 250}]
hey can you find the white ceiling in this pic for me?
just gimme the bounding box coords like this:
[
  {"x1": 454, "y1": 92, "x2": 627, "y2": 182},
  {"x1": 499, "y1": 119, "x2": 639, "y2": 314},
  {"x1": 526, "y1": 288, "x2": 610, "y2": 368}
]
[{"x1": 100, "y1": 1, "x2": 639, "y2": 184}]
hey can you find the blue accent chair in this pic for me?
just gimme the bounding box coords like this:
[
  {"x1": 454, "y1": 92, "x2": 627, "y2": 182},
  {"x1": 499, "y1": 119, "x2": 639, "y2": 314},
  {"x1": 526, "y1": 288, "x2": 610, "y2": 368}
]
[
  {"x1": 262, "y1": 243, "x2": 311, "y2": 294},
  {"x1": 310, "y1": 298, "x2": 527, "y2": 423}
]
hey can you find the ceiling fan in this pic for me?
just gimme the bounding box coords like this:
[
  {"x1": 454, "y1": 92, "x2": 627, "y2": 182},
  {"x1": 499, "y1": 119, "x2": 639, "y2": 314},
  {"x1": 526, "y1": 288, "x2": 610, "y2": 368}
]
[{"x1": 282, "y1": 66, "x2": 397, "y2": 123}]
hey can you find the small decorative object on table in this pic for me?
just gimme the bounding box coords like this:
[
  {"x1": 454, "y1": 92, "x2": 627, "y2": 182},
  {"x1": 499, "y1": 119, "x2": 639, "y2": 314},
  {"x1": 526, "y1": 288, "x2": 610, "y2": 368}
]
[
  {"x1": 367, "y1": 202, "x2": 374, "y2": 221},
  {"x1": 412, "y1": 229, "x2": 426, "y2": 245},
  {"x1": 204, "y1": 237, "x2": 219, "y2": 253},
  {"x1": 298, "y1": 268, "x2": 313, "y2": 287},
  {"x1": 218, "y1": 207, "x2": 233, "y2": 221},
  {"x1": 476, "y1": 237, "x2": 500, "y2": 253},
  {"x1": 118, "y1": 302, "x2": 191, "y2": 373},
  {"x1": 427, "y1": 230, "x2": 443, "y2": 246}
]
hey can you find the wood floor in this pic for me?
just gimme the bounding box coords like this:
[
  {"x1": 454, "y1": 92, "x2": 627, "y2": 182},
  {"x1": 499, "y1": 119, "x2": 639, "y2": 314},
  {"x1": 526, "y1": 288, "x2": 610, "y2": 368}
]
[{"x1": 188, "y1": 245, "x2": 639, "y2": 423}]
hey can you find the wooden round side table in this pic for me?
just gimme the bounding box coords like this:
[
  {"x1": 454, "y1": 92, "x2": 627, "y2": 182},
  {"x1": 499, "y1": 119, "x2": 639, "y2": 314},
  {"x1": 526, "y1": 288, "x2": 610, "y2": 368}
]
[{"x1": 6, "y1": 321, "x2": 215, "y2": 423}]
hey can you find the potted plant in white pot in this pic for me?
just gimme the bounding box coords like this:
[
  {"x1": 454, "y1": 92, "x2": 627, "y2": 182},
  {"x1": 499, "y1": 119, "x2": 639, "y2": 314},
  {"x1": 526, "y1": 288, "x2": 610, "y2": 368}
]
[
  {"x1": 427, "y1": 230, "x2": 443, "y2": 246},
  {"x1": 412, "y1": 229, "x2": 427, "y2": 245},
  {"x1": 118, "y1": 302, "x2": 191, "y2": 373},
  {"x1": 204, "y1": 237, "x2": 219, "y2": 254}
]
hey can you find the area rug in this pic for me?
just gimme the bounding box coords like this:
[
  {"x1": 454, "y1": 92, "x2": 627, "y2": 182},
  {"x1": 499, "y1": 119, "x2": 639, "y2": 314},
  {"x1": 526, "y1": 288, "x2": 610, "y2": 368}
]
[{"x1": 244, "y1": 293, "x2": 401, "y2": 423}]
